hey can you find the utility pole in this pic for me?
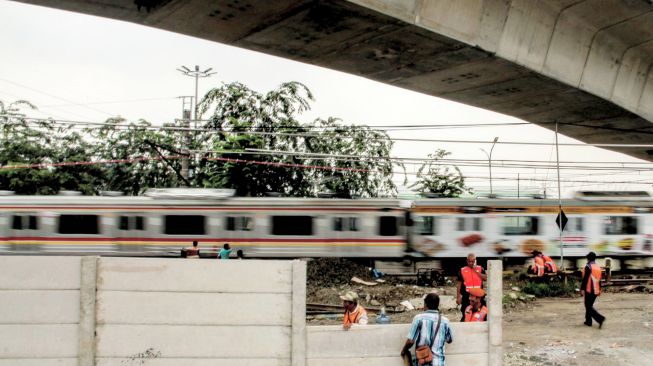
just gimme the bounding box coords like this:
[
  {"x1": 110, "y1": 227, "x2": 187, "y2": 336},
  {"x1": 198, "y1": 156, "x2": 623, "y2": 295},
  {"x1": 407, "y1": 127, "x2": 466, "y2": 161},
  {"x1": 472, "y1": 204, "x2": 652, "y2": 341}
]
[
  {"x1": 178, "y1": 96, "x2": 193, "y2": 186},
  {"x1": 176, "y1": 65, "x2": 215, "y2": 187}
]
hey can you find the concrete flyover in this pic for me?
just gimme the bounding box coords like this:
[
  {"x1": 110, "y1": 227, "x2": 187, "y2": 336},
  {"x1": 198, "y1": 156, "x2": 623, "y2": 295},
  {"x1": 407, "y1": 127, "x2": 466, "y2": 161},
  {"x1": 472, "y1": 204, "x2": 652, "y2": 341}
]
[{"x1": 15, "y1": 0, "x2": 653, "y2": 161}]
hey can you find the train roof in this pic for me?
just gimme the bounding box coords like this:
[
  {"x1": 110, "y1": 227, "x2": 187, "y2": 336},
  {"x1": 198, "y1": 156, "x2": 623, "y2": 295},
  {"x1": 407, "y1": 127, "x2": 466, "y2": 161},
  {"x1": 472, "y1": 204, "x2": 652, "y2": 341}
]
[{"x1": 0, "y1": 194, "x2": 402, "y2": 208}]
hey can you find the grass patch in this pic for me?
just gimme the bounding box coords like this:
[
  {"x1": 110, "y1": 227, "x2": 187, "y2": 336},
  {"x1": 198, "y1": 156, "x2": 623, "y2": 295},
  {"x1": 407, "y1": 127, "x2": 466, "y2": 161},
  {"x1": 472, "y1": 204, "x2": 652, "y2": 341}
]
[{"x1": 521, "y1": 278, "x2": 578, "y2": 298}]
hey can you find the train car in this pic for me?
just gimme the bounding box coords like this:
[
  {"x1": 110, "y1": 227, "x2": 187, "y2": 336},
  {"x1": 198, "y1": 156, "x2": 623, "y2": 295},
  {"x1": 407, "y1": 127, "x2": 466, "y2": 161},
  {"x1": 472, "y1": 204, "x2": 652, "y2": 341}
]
[
  {"x1": 0, "y1": 189, "x2": 407, "y2": 258},
  {"x1": 409, "y1": 191, "x2": 653, "y2": 270}
]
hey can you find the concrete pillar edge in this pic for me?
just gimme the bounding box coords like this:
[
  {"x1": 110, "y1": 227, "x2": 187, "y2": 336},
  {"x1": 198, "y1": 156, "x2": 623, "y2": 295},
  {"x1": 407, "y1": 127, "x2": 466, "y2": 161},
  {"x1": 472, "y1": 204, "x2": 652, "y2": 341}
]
[
  {"x1": 291, "y1": 260, "x2": 307, "y2": 366},
  {"x1": 78, "y1": 256, "x2": 98, "y2": 366}
]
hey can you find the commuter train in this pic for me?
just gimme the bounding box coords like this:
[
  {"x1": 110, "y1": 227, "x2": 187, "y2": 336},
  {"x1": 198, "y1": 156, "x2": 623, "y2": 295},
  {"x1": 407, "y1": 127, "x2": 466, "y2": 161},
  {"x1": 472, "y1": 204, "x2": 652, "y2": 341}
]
[{"x1": 1, "y1": 189, "x2": 651, "y2": 269}]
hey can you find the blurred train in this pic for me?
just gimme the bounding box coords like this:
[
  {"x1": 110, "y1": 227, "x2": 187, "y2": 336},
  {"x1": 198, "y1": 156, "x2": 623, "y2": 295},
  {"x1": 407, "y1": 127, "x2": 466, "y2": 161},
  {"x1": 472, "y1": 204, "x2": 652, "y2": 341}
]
[{"x1": 1, "y1": 189, "x2": 652, "y2": 270}]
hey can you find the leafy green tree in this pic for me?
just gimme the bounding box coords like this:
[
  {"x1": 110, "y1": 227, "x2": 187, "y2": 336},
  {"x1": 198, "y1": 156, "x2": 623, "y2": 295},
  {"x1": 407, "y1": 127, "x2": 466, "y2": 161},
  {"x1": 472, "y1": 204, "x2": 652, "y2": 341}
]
[
  {"x1": 87, "y1": 118, "x2": 184, "y2": 195},
  {"x1": 302, "y1": 117, "x2": 398, "y2": 198},
  {"x1": 409, "y1": 149, "x2": 470, "y2": 197},
  {"x1": 195, "y1": 82, "x2": 314, "y2": 196},
  {"x1": 196, "y1": 82, "x2": 399, "y2": 197}
]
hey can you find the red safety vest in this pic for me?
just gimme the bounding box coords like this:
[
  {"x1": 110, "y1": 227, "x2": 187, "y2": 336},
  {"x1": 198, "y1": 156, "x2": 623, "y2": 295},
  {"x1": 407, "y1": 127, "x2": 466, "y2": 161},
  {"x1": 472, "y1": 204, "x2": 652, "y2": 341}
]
[
  {"x1": 461, "y1": 265, "x2": 484, "y2": 290},
  {"x1": 582, "y1": 263, "x2": 602, "y2": 295},
  {"x1": 464, "y1": 305, "x2": 488, "y2": 322},
  {"x1": 542, "y1": 255, "x2": 557, "y2": 272},
  {"x1": 343, "y1": 305, "x2": 367, "y2": 326}
]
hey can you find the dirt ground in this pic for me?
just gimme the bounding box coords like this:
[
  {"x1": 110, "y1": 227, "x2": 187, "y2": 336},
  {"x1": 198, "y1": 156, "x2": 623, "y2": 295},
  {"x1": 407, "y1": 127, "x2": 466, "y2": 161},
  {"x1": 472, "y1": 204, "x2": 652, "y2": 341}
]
[
  {"x1": 504, "y1": 293, "x2": 653, "y2": 366},
  {"x1": 306, "y1": 259, "x2": 653, "y2": 365}
]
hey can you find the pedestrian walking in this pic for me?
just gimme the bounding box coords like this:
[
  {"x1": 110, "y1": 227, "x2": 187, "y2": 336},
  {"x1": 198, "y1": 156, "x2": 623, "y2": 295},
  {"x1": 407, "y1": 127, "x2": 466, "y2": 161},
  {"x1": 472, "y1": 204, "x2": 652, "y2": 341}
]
[
  {"x1": 401, "y1": 293, "x2": 453, "y2": 365},
  {"x1": 581, "y1": 251, "x2": 605, "y2": 328},
  {"x1": 456, "y1": 253, "x2": 487, "y2": 322}
]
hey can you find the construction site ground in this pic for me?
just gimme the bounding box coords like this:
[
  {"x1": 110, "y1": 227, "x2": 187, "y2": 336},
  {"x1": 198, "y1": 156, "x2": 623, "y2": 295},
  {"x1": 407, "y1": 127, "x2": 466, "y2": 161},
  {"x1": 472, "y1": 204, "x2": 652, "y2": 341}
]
[{"x1": 306, "y1": 258, "x2": 653, "y2": 365}]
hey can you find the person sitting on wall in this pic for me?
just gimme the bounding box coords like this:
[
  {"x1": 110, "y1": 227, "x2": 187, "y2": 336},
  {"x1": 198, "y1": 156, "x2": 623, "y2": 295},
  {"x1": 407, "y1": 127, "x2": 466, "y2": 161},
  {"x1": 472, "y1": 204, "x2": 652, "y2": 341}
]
[
  {"x1": 540, "y1": 252, "x2": 558, "y2": 273},
  {"x1": 218, "y1": 243, "x2": 232, "y2": 260},
  {"x1": 340, "y1": 291, "x2": 368, "y2": 330},
  {"x1": 182, "y1": 240, "x2": 200, "y2": 259}
]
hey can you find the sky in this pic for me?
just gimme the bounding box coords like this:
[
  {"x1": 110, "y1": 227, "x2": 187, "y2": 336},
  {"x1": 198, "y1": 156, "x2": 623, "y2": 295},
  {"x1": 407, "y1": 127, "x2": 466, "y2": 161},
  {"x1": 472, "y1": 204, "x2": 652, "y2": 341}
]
[{"x1": 1, "y1": 1, "x2": 652, "y2": 198}]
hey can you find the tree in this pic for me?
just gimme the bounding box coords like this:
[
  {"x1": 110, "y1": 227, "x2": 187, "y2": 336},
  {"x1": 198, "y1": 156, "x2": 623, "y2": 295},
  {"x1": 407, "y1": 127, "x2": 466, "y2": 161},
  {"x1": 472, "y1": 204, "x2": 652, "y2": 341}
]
[
  {"x1": 195, "y1": 82, "x2": 399, "y2": 197},
  {"x1": 302, "y1": 117, "x2": 398, "y2": 198},
  {"x1": 87, "y1": 118, "x2": 184, "y2": 195},
  {"x1": 409, "y1": 149, "x2": 470, "y2": 197}
]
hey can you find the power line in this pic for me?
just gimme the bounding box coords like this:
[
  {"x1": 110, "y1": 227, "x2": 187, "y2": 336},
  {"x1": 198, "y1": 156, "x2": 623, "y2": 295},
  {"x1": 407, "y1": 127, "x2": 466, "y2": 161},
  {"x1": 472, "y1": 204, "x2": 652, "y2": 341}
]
[{"x1": 7, "y1": 115, "x2": 653, "y2": 149}]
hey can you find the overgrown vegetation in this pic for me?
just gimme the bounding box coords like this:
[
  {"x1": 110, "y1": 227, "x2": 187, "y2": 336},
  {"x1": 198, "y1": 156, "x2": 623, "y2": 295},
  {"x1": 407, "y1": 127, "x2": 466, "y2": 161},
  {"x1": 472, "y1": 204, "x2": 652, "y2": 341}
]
[{"x1": 521, "y1": 278, "x2": 578, "y2": 298}]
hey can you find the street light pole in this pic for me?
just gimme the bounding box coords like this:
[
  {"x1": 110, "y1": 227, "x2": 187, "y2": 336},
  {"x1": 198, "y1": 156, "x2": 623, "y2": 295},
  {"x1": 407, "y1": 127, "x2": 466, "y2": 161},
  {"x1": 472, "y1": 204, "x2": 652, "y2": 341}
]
[
  {"x1": 176, "y1": 65, "x2": 216, "y2": 185},
  {"x1": 176, "y1": 65, "x2": 216, "y2": 127},
  {"x1": 480, "y1": 137, "x2": 499, "y2": 197}
]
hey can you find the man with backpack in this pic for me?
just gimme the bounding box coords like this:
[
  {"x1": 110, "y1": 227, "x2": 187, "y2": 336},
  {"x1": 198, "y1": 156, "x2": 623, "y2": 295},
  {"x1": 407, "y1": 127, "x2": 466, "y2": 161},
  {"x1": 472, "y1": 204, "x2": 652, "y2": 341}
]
[{"x1": 401, "y1": 293, "x2": 453, "y2": 365}]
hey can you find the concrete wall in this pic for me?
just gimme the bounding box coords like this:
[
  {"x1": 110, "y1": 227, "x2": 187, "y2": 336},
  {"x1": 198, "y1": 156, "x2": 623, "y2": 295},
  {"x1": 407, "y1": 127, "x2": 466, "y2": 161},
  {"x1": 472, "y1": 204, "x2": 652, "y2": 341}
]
[
  {"x1": 0, "y1": 257, "x2": 501, "y2": 365},
  {"x1": 306, "y1": 260, "x2": 503, "y2": 366},
  {"x1": 0, "y1": 256, "x2": 81, "y2": 366}
]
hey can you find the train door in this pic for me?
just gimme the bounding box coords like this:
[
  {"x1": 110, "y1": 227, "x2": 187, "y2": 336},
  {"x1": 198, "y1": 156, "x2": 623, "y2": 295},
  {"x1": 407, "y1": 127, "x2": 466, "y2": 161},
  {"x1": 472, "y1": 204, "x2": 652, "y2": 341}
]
[
  {"x1": 223, "y1": 213, "x2": 255, "y2": 257},
  {"x1": 8, "y1": 213, "x2": 40, "y2": 253},
  {"x1": 330, "y1": 214, "x2": 363, "y2": 257},
  {"x1": 114, "y1": 213, "x2": 149, "y2": 255},
  {"x1": 0, "y1": 212, "x2": 7, "y2": 253}
]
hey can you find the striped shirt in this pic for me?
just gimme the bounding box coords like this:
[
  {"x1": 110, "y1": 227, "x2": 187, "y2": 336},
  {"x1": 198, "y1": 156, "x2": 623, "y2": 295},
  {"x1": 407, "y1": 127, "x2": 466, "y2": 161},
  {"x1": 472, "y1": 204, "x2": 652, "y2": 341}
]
[{"x1": 407, "y1": 310, "x2": 453, "y2": 366}]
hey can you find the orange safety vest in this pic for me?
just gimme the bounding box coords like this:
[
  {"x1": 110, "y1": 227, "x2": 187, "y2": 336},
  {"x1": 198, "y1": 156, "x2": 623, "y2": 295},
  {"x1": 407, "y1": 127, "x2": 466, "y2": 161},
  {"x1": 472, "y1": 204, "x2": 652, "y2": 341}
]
[
  {"x1": 582, "y1": 263, "x2": 602, "y2": 295},
  {"x1": 532, "y1": 256, "x2": 545, "y2": 276},
  {"x1": 343, "y1": 305, "x2": 367, "y2": 326},
  {"x1": 461, "y1": 265, "x2": 484, "y2": 291},
  {"x1": 464, "y1": 305, "x2": 488, "y2": 322},
  {"x1": 542, "y1": 255, "x2": 557, "y2": 273}
]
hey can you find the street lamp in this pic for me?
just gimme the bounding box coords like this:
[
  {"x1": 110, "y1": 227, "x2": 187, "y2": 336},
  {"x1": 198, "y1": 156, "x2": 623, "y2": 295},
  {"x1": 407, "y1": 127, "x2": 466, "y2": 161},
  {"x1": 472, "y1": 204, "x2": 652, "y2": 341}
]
[
  {"x1": 176, "y1": 65, "x2": 215, "y2": 186},
  {"x1": 176, "y1": 65, "x2": 216, "y2": 123},
  {"x1": 480, "y1": 136, "x2": 499, "y2": 197}
]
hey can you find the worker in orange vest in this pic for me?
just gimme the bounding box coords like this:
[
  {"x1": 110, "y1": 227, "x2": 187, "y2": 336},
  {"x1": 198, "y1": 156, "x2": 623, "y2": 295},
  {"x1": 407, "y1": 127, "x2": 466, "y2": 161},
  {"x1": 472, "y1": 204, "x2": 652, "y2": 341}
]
[
  {"x1": 541, "y1": 252, "x2": 558, "y2": 273},
  {"x1": 340, "y1": 291, "x2": 368, "y2": 330},
  {"x1": 464, "y1": 288, "x2": 488, "y2": 322},
  {"x1": 581, "y1": 251, "x2": 605, "y2": 328},
  {"x1": 529, "y1": 250, "x2": 545, "y2": 276},
  {"x1": 456, "y1": 253, "x2": 487, "y2": 322}
]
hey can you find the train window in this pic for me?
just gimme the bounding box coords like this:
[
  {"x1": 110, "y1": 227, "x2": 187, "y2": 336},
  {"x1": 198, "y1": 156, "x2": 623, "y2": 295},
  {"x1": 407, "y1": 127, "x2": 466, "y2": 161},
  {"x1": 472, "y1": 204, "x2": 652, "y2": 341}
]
[
  {"x1": 456, "y1": 217, "x2": 482, "y2": 231},
  {"x1": 603, "y1": 216, "x2": 638, "y2": 235},
  {"x1": 333, "y1": 217, "x2": 359, "y2": 232},
  {"x1": 414, "y1": 216, "x2": 436, "y2": 235},
  {"x1": 11, "y1": 215, "x2": 22, "y2": 230},
  {"x1": 563, "y1": 217, "x2": 584, "y2": 233},
  {"x1": 135, "y1": 216, "x2": 145, "y2": 230},
  {"x1": 59, "y1": 215, "x2": 99, "y2": 234},
  {"x1": 118, "y1": 216, "x2": 146, "y2": 231},
  {"x1": 164, "y1": 215, "x2": 206, "y2": 235},
  {"x1": 271, "y1": 216, "x2": 313, "y2": 235},
  {"x1": 502, "y1": 216, "x2": 539, "y2": 235},
  {"x1": 226, "y1": 216, "x2": 253, "y2": 231},
  {"x1": 119, "y1": 216, "x2": 129, "y2": 230},
  {"x1": 11, "y1": 215, "x2": 39, "y2": 230},
  {"x1": 379, "y1": 216, "x2": 399, "y2": 236}
]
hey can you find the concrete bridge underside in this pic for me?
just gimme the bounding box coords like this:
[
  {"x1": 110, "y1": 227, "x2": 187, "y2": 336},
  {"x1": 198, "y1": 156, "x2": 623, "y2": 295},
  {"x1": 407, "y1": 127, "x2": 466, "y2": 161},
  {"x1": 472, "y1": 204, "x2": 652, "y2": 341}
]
[{"x1": 17, "y1": 0, "x2": 653, "y2": 161}]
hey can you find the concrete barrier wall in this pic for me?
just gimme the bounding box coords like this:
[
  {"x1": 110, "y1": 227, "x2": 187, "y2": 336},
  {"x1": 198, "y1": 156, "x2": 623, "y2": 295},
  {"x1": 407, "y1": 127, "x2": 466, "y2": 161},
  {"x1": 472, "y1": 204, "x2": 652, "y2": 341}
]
[
  {"x1": 94, "y1": 258, "x2": 305, "y2": 366},
  {"x1": 0, "y1": 257, "x2": 501, "y2": 365},
  {"x1": 307, "y1": 323, "x2": 488, "y2": 366},
  {"x1": 305, "y1": 260, "x2": 503, "y2": 366},
  {"x1": 0, "y1": 256, "x2": 81, "y2": 366}
]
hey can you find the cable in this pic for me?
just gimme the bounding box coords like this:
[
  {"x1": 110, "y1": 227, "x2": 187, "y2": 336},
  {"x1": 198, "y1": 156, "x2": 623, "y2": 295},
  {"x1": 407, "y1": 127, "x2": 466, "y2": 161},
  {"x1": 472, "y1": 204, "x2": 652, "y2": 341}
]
[{"x1": 7, "y1": 115, "x2": 653, "y2": 149}]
